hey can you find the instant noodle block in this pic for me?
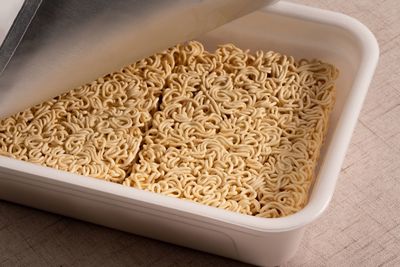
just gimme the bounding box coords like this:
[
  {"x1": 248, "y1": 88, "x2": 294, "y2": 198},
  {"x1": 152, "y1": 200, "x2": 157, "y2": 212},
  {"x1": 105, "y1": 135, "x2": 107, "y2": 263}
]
[{"x1": 0, "y1": 2, "x2": 379, "y2": 266}]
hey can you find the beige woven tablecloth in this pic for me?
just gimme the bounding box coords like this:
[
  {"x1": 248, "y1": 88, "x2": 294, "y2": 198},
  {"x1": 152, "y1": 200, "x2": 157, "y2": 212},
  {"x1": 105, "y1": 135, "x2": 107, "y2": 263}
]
[{"x1": 1, "y1": 0, "x2": 399, "y2": 266}]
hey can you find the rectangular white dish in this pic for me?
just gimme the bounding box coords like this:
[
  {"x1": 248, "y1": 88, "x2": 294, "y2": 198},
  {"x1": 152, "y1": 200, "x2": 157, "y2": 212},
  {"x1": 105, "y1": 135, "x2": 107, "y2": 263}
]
[{"x1": 0, "y1": 1, "x2": 379, "y2": 266}]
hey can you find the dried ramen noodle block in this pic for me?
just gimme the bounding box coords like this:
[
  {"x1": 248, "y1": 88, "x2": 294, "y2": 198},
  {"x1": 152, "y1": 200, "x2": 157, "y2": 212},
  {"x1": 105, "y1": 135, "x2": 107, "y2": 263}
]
[
  {"x1": 0, "y1": 50, "x2": 172, "y2": 182},
  {"x1": 125, "y1": 41, "x2": 337, "y2": 218},
  {"x1": 0, "y1": 41, "x2": 337, "y2": 218}
]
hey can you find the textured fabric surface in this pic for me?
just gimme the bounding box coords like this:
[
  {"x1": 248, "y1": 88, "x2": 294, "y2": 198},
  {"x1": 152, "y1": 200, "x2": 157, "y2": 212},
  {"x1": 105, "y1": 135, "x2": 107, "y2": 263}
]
[{"x1": 1, "y1": 0, "x2": 400, "y2": 266}]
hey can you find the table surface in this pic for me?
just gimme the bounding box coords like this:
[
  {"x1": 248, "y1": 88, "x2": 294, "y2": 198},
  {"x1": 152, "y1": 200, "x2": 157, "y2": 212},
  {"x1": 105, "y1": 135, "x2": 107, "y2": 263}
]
[{"x1": 1, "y1": 0, "x2": 400, "y2": 266}]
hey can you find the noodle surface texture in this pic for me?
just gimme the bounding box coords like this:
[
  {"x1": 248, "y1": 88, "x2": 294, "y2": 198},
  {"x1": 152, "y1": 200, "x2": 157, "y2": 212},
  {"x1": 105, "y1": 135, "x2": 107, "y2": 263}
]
[{"x1": 0, "y1": 41, "x2": 337, "y2": 218}]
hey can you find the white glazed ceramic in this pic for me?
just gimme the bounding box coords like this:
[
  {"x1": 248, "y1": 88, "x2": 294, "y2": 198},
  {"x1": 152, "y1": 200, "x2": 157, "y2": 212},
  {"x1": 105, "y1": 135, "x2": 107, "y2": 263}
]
[{"x1": 0, "y1": 1, "x2": 379, "y2": 266}]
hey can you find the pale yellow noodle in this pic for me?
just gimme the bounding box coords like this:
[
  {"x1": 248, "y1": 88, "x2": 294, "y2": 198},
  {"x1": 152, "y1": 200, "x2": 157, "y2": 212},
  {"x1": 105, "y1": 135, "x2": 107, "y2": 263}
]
[{"x1": 0, "y1": 41, "x2": 337, "y2": 218}]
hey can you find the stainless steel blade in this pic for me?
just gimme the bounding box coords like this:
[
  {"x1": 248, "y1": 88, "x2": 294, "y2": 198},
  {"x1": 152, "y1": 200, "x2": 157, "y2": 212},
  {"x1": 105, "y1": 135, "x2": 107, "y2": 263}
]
[{"x1": 0, "y1": 0, "x2": 273, "y2": 118}]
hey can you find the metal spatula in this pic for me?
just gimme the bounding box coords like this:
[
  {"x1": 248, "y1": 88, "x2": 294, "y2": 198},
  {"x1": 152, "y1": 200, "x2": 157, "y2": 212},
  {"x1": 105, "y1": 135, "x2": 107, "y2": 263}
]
[{"x1": 0, "y1": 0, "x2": 278, "y2": 118}]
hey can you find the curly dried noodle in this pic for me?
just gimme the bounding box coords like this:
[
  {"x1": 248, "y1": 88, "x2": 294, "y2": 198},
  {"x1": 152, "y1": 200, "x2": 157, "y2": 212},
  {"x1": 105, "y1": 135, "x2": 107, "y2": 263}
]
[{"x1": 0, "y1": 41, "x2": 337, "y2": 218}]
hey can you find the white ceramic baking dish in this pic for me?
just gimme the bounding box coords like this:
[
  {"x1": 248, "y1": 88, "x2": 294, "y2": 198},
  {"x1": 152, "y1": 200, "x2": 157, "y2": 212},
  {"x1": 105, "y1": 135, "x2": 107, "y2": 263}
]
[{"x1": 0, "y1": 1, "x2": 379, "y2": 266}]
